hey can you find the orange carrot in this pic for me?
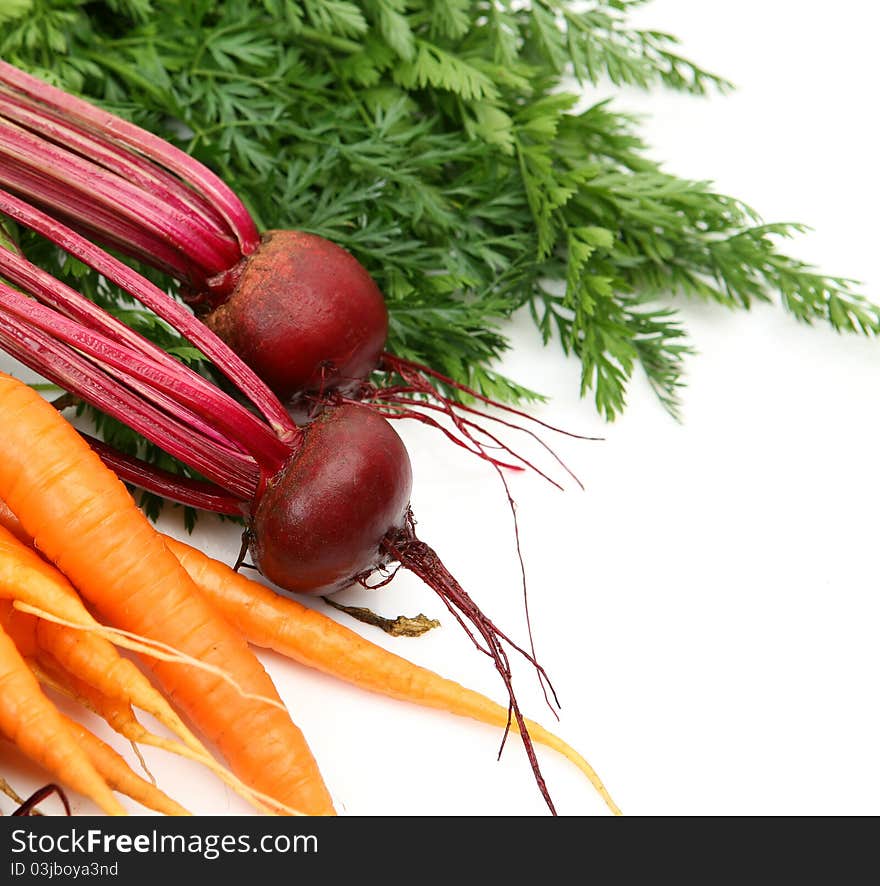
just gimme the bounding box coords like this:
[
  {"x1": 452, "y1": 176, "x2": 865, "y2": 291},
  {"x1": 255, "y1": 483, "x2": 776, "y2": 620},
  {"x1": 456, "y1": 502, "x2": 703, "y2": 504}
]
[
  {"x1": 0, "y1": 620, "x2": 125, "y2": 815},
  {"x1": 24, "y1": 622, "x2": 303, "y2": 816},
  {"x1": 0, "y1": 372, "x2": 334, "y2": 816},
  {"x1": 57, "y1": 715, "x2": 190, "y2": 816},
  {"x1": 0, "y1": 523, "x2": 266, "y2": 762},
  {"x1": 0, "y1": 602, "x2": 36, "y2": 657},
  {"x1": 1, "y1": 489, "x2": 618, "y2": 814},
  {"x1": 0, "y1": 500, "x2": 27, "y2": 544},
  {"x1": 2, "y1": 714, "x2": 189, "y2": 817},
  {"x1": 167, "y1": 536, "x2": 621, "y2": 814}
]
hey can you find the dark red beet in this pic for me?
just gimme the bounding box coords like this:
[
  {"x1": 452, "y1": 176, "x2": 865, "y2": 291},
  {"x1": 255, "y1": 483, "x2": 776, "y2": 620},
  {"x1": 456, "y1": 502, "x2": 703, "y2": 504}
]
[
  {"x1": 202, "y1": 231, "x2": 389, "y2": 403},
  {"x1": 249, "y1": 402, "x2": 413, "y2": 594}
]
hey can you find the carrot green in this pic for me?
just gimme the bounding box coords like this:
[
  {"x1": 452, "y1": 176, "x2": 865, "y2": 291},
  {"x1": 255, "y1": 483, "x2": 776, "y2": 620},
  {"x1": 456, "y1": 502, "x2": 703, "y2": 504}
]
[{"x1": 2, "y1": 0, "x2": 875, "y2": 423}]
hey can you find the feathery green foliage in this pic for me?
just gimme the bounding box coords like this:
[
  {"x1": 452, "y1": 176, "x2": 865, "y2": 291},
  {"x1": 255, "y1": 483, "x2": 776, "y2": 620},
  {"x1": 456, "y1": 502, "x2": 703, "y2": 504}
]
[{"x1": 2, "y1": 0, "x2": 875, "y2": 423}]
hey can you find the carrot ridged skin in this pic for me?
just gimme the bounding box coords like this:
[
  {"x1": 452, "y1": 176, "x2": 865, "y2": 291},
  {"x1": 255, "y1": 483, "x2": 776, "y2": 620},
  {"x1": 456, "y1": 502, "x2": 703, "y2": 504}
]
[
  {"x1": 0, "y1": 500, "x2": 27, "y2": 543},
  {"x1": 0, "y1": 524, "x2": 204, "y2": 742},
  {"x1": 0, "y1": 621, "x2": 125, "y2": 815},
  {"x1": 167, "y1": 537, "x2": 621, "y2": 815},
  {"x1": 0, "y1": 372, "x2": 335, "y2": 816},
  {"x1": 58, "y1": 714, "x2": 191, "y2": 816}
]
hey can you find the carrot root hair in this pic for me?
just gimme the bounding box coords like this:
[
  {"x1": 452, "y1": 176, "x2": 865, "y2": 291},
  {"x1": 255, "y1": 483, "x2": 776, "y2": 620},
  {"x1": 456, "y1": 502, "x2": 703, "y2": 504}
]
[
  {"x1": 13, "y1": 601, "x2": 288, "y2": 716},
  {"x1": 29, "y1": 658, "x2": 304, "y2": 817},
  {"x1": 0, "y1": 775, "x2": 23, "y2": 806}
]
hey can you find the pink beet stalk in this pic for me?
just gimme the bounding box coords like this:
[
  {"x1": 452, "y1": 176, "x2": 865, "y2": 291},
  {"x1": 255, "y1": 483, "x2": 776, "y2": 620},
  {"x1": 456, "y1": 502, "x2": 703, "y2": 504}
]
[
  {"x1": 0, "y1": 299, "x2": 260, "y2": 497},
  {"x1": 0, "y1": 85, "x2": 232, "y2": 238},
  {"x1": 0, "y1": 283, "x2": 278, "y2": 463},
  {"x1": 82, "y1": 435, "x2": 245, "y2": 516},
  {"x1": 0, "y1": 190, "x2": 298, "y2": 440},
  {"x1": 0, "y1": 123, "x2": 239, "y2": 277},
  {"x1": 0, "y1": 155, "x2": 193, "y2": 279},
  {"x1": 0, "y1": 60, "x2": 259, "y2": 254},
  {"x1": 0, "y1": 236, "x2": 291, "y2": 470}
]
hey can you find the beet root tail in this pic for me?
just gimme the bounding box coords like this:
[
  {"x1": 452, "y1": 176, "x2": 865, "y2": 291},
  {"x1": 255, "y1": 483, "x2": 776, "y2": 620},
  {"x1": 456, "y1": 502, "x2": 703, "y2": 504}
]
[{"x1": 382, "y1": 515, "x2": 560, "y2": 815}]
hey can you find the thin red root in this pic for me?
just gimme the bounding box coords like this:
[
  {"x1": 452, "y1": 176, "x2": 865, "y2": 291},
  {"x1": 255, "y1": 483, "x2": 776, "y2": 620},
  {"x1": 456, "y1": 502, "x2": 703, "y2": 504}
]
[
  {"x1": 379, "y1": 353, "x2": 603, "y2": 440},
  {"x1": 12, "y1": 783, "x2": 71, "y2": 816},
  {"x1": 371, "y1": 354, "x2": 599, "y2": 491},
  {"x1": 381, "y1": 512, "x2": 560, "y2": 815}
]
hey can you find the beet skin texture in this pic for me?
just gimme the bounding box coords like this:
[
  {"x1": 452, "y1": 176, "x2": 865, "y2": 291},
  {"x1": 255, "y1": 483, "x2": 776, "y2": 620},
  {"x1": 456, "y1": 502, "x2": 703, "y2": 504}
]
[
  {"x1": 249, "y1": 403, "x2": 413, "y2": 595},
  {"x1": 204, "y1": 230, "x2": 389, "y2": 402}
]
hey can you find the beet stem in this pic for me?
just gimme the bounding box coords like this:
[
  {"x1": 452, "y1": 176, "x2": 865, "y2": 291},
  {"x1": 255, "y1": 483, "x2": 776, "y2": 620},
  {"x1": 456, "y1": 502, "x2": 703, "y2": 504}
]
[
  {"x1": 0, "y1": 301, "x2": 260, "y2": 497},
  {"x1": 0, "y1": 157, "x2": 195, "y2": 280},
  {"x1": 0, "y1": 249, "x2": 290, "y2": 471},
  {"x1": 0, "y1": 121, "x2": 238, "y2": 275},
  {"x1": 0, "y1": 84, "x2": 233, "y2": 239},
  {"x1": 0, "y1": 189, "x2": 300, "y2": 442},
  {"x1": 84, "y1": 434, "x2": 245, "y2": 515},
  {"x1": 0, "y1": 60, "x2": 260, "y2": 255}
]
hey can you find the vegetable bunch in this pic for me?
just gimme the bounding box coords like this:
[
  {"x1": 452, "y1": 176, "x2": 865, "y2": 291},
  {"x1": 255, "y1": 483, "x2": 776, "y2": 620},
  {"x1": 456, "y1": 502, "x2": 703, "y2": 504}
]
[
  {"x1": 0, "y1": 182, "x2": 620, "y2": 813},
  {"x1": 0, "y1": 374, "x2": 617, "y2": 815}
]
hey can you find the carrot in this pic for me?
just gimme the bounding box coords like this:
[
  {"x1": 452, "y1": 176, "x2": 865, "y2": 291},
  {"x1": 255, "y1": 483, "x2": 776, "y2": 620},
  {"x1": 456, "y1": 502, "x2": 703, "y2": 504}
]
[
  {"x1": 26, "y1": 639, "x2": 301, "y2": 816},
  {"x1": 0, "y1": 620, "x2": 125, "y2": 815},
  {"x1": 166, "y1": 536, "x2": 621, "y2": 815},
  {"x1": 0, "y1": 372, "x2": 334, "y2": 816},
  {"x1": 1, "y1": 494, "x2": 619, "y2": 814},
  {"x1": 0, "y1": 500, "x2": 27, "y2": 544},
  {"x1": 0, "y1": 602, "x2": 36, "y2": 657},
  {"x1": 57, "y1": 715, "x2": 190, "y2": 816},
  {"x1": 0, "y1": 523, "x2": 294, "y2": 804},
  {"x1": 3, "y1": 715, "x2": 188, "y2": 816},
  {"x1": 0, "y1": 524, "x2": 280, "y2": 747}
]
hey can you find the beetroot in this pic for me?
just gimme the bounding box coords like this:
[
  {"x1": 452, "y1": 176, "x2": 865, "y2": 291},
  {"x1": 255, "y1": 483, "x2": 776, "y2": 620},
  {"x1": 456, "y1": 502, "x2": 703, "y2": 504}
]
[
  {"x1": 251, "y1": 402, "x2": 412, "y2": 594},
  {"x1": 201, "y1": 231, "x2": 389, "y2": 403}
]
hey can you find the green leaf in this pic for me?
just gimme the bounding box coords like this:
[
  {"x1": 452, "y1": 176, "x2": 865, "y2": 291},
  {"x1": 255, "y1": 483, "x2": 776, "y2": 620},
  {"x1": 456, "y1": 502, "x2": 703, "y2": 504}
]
[
  {"x1": 394, "y1": 40, "x2": 499, "y2": 101},
  {"x1": 304, "y1": 0, "x2": 368, "y2": 38},
  {"x1": 0, "y1": 215, "x2": 20, "y2": 255},
  {"x1": 0, "y1": 0, "x2": 32, "y2": 24},
  {"x1": 466, "y1": 102, "x2": 515, "y2": 153},
  {"x1": 367, "y1": 0, "x2": 414, "y2": 61}
]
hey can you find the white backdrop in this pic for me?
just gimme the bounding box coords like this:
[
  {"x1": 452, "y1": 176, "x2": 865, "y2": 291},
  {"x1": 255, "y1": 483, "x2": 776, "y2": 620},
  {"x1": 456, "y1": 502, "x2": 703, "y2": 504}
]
[{"x1": 2, "y1": 0, "x2": 878, "y2": 816}]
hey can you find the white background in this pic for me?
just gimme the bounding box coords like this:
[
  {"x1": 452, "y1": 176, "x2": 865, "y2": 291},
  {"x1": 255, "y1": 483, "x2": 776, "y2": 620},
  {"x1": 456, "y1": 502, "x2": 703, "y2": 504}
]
[{"x1": 2, "y1": 0, "x2": 879, "y2": 817}]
